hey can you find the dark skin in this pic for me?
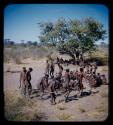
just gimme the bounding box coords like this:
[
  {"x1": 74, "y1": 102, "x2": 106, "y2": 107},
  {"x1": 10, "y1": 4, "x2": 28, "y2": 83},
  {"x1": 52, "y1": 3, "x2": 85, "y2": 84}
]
[
  {"x1": 77, "y1": 68, "x2": 86, "y2": 95},
  {"x1": 26, "y1": 68, "x2": 33, "y2": 94},
  {"x1": 50, "y1": 61, "x2": 55, "y2": 77},
  {"x1": 48, "y1": 78, "x2": 56, "y2": 105},
  {"x1": 45, "y1": 60, "x2": 50, "y2": 75},
  {"x1": 64, "y1": 70, "x2": 70, "y2": 101},
  {"x1": 40, "y1": 75, "x2": 49, "y2": 93},
  {"x1": 58, "y1": 65, "x2": 63, "y2": 75},
  {"x1": 19, "y1": 68, "x2": 27, "y2": 89}
]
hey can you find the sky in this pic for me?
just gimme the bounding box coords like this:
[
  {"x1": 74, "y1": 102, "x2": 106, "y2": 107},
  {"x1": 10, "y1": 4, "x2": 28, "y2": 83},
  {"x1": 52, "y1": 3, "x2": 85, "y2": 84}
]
[{"x1": 4, "y1": 4, "x2": 109, "y2": 44}]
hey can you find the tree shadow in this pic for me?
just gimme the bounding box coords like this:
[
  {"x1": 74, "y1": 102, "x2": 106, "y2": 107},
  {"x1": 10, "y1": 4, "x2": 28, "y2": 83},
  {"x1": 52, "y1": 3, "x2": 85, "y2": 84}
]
[
  {"x1": 31, "y1": 89, "x2": 40, "y2": 94},
  {"x1": 65, "y1": 95, "x2": 79, "y2": 103},
  {"x1": 78, "y1": 91, "x2": 93, "y2": 98},
  {"x1": 41, "y1": 95, "x2": 51, "y2": 100},
  {"x1": 56, "y1": 93, "x2": 62, "y2": 97}
]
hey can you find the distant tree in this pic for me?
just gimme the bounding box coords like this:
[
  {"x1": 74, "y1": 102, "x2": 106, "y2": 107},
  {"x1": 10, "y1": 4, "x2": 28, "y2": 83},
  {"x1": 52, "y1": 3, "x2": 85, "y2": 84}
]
[
  {"x1": 10, "y1": 41, "x2": 15, "y2": 45},
  {"x1": 21, "y1": 40, "x2": 26, "y2": 47},
  {"x1": 32, "y1": 41, "x2": 38, "y2": 46},
  {"x1": 100, "y1": 42, "x2": 107, "y2": 48}
]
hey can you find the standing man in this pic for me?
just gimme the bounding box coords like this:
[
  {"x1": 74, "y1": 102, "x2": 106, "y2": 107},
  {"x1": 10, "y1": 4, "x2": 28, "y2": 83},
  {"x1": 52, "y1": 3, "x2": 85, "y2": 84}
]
[
  {"x1": 26, "y1": 67, "x2": 33, "y2": 96},
  {"x1": 78, "y1": 68, "x2": 85, "y2": 96},
  {"x1": 45, "y1": 60, "x2": 50, "y2": 76},
  {"x1": 58, "y1": 63, "x2": 63, "y2": 76},
  {"x1": 64, "y1": 69, "x2": 70, "y2": 102},
  {"x1": 19, "y1": 67, "x2": 27, "y2": 97},
  {"x1": 48, "y1": 76, "x2": 56, "y2": 105},
  {"x1": 50, "y1": 60, "x2": 55, "y2": 77}
]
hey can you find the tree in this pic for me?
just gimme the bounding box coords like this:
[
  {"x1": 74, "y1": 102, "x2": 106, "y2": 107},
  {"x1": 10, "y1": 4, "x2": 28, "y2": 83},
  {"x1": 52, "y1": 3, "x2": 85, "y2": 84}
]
[
  {"x1": 38, "y1": 17, "x2": 107, "y2": 61},
  {"x1": 32, "y1": 41, "x2": 38, "y2": 46},
  {"x1": 38, "y1": 18, "x2": 70, "y2": 46}
]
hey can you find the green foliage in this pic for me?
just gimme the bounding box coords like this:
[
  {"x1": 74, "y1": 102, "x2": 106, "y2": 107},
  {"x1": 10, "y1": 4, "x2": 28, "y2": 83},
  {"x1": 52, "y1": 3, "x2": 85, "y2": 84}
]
[{"x1": 38, "y1": 17, "x2": 107, "y2": 60}]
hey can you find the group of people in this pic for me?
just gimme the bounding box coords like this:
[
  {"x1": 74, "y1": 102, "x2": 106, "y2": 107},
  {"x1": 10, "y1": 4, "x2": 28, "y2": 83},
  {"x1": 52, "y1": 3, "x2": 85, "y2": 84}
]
[
  {"x1": 19, "y1": 67, "x2": 33, "y2": 98},
  {"x1": 19, "y1": 57, "x2": 107, "y2": 105}
]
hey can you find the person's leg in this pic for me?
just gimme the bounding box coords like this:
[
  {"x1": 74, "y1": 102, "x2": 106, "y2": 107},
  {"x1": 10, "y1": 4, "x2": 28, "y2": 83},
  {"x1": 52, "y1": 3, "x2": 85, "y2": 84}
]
[
  {"x1": 50, "y1": 93, "x2": 53, "y2": 104},
  {"x1": 40, "y1": 86, "x2": 44, "y2": 99},
  {"x1": 53, "y1": 93, "x2": 56, "y2": 104},
  {"x1": 80, "y1": 83, "x2": 84, "y2": 96},
  {"x1": 51, "y1": 70, "x2": 53, "y2": 77},
  {"x1": 65, "y1": 88, "x2": 70, "y2": 102},
  {"x1": 28, "y1": 81, "x2": 32, "y2": 96},
  {"x1": 26, "y1": 83, "x2": 30, "y2": 98},
  {"x1": 50, "y1": 70, "x2": 51, "y2": 77},
  {"x1": 21, "y1": 83, "x2": 25, "y2": 97}
]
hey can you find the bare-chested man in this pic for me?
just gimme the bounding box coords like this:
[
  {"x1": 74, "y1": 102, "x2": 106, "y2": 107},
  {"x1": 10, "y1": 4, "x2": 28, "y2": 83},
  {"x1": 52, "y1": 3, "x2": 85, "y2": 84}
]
[
  {"x1": 50, "y1": 60, "x2": 55, "y2": 77},
  {"x1": 63, "y1": 69, "x2": 70, "y2": 102},
  {"x1": 48, "y1": 76, "x2": 56, "y2": 105},
  {"x1": 78, "y1": 68, "x2": 85, "y2": 96},
  {"x1": 92, "y1": 62, "x2": 97, "y2": 74},
  {"x1": 39, "y1": 73, "x2": 49, "y2": 98},
  {"x1": 45, "y1": 60, "x2": 50, "y2": 76},
  {"x1": 58, "y1": 63, "x2": 63, "y2": 76},
  {"x1": 19, "y1": 67, "x2": 28, "y2": 97},
  {"x1": 26, "y1": 67, "x2": 33, "y2": 96}
]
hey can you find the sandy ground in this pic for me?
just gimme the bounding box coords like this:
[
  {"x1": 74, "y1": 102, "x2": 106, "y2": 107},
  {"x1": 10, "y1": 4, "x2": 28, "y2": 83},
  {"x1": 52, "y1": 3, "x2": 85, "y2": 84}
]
[{"x1": 4, "y1": 58, "x2": 109, "y2": 121}]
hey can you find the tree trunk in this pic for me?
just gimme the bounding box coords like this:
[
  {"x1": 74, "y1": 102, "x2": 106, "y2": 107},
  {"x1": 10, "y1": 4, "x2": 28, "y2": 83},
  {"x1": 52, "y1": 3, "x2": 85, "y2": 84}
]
[{"x1": 69, "y1": 52, "x2": 76, "y2": 64}]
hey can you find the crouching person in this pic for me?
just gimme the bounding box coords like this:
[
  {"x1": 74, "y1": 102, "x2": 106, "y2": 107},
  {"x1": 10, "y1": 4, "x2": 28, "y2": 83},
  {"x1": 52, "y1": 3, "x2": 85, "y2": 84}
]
[{"x1": 48, "y1": 76, "x2": 56, "y2": 105}]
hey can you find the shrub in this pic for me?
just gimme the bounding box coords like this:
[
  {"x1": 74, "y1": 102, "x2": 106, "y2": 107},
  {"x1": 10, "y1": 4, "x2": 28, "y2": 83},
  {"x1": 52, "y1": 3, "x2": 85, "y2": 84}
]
[
  {"x1": 57, "y1": 113, "x2": 71, "y2": 120},
  {"x1": 57, "y1": 104, "x2": 66, "y2": 110},
  {"x1": 4, "y1": 90, "x2": 45, "y2": 121},
  {"x1": 79, "y1": 108, "x2": 86, "y2": 113}
]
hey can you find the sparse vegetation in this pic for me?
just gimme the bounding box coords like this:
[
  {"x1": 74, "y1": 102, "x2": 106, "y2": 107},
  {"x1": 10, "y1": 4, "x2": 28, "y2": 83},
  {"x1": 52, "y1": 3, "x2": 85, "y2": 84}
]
[
  {"x1": 57, "y1": 113, "x2": 72, "y2": 120},
  {"x1": 57, "y1": 104, "x2": 66, "y2": 110},
  {"x1": 6, "y1": 66, "x2": 11, "y2": 72},
  {"x1": 102, "y1": 66, "x2": 108, "y2": 71},
  {"x1": 79, "y1": 107, "x2": 86, "y2": 113},
  {"x1": 100, "y1": 91, "x2": 108, "y2": 98},
  {"x1": 95, "y1": 105, "x2": 106, "y2": 112},
  {"x1": 4, "y1": 45, "x2": 57, "y2": 64},
  {"x1": 4, "y1": 43, "x2": 108, "y2": 66},
  {"x1": 4, "y1": 90, "x2": 46, "y2": 121}
]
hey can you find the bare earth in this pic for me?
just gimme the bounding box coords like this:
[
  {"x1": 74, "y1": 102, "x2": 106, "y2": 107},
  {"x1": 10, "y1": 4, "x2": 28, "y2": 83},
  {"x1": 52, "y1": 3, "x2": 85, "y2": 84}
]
[{"x1": 4, "y1": 58, "x2": 109, "y2": 121}]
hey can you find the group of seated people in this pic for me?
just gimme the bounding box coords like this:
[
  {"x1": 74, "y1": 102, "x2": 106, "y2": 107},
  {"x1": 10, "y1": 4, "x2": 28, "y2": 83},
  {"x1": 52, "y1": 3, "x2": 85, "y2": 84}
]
[{"x1": 38, "y1": 59, "x2": 107, "y2": 105}]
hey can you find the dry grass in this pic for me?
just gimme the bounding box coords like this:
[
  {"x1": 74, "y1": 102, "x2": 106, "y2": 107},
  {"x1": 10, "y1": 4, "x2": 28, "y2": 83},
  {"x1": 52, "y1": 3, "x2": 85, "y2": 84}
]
[
  {"x1": 87, "y1": 110, "x2": 101, "y2": 118},
  {"x1": 79, "y1": 107, "x2": 86, "y2": 113},
  {"x1": 95, "y1": 105, "x2": 106, "y2": 112},
  {"x1": 57, "y1": 113, "x2": 72, "y2": 120},
  {"x1": 6, "y1": 66, "x2": 11, "y2": 72},
  {"x1": 57, "y1": 104, "x2": 66, "y2": 110},
  {"x1": 14, "y1": 57, "x2": 22, "y2": 64},
  {"x1": 4, "y1": 90, "x2": 46, "y2": 121},
  {"x1": 102, "y1": 66, "x2": 108, "y2": 71},
  {"x1": 100, "y1": 91, "x2": 108, "y2": 98},
  {"x1": 4, "y1": 46, "x2": 57, "y2": 64}
]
